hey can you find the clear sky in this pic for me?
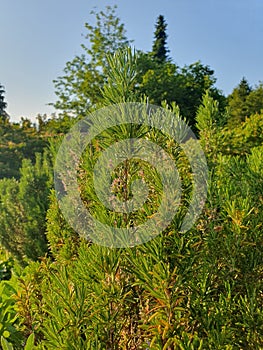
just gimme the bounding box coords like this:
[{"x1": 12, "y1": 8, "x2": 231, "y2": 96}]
[{"x1": 1, "y1": 0, "x2": 263, "y2": 122}]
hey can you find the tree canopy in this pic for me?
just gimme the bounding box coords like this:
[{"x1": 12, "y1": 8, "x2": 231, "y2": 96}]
[
  {"x1": 52, "y1": 5, "x2": 131, "y2": 116},
  {"x1": 52, "y1": 8, "x2": 225, "y2": 127}
]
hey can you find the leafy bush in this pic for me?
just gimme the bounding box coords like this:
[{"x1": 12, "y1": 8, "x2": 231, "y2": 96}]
[
  {"x1": 0, "y1": 261, "x2": 25, "y2": 348},
  {"x1": 1, "y1": 333, "x2": 35, "y2": 350}
]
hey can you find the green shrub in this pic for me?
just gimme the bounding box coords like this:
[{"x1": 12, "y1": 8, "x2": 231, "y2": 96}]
[
  {"x1": 15, "y1": 48, "x2": 263, "y2": 349},
  {"x1": 0, "y1": 152, "x2": 52, "y2": 265}
]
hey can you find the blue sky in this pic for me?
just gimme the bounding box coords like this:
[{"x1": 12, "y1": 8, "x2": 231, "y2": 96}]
[{"x1": 1, "y1": 0, "x2": 263, "y2": 121}]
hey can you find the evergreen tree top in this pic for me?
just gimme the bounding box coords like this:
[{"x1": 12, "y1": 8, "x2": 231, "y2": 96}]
[
  {"x1": 0, "y1": 84, "x2": 7, "y2": 119},
  {"x1": 152, "y1": 15, "x2": 169, "y2": 63}
]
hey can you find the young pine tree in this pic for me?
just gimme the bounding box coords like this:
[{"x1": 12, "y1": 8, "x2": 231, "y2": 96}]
[{"x1": 195, "y1": 90, "x2": 221, "y2": 162}]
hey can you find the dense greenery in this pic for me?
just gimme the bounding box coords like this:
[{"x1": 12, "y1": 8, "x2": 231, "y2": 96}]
[
  {"x1": 0, "y1": 151, "x2": 52, "y2": 264},
  {"x1": 0, "y1": 5, "x2": 262, "y2": 349},
  {"x1": 227, "y1": 77, "x2": 263, "y2": 127},
  {"x1": 52, "y1": 6, "x2": 225, "y2": 127}
]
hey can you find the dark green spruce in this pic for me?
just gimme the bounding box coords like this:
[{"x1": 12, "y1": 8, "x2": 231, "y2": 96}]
[{"x1": 152, "y1": 15, "x2": 169, "y2": 62}]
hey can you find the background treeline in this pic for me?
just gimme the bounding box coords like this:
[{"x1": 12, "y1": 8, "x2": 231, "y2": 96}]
[{"x1": 0, "y1": 6, "x2": 262, "y2": 349}]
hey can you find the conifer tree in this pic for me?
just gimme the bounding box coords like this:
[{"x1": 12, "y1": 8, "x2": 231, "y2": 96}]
[
  {"x1": 152, "y1": 15, "x2": 169, "y2": 62},
  {"x1": 0, "y1": 84, "x2": 8, "y2": 121},
  {"x1": 15, "y1": 47, "x2": 263, "y2": 350},
  {"x1": 196, "y1": 90, "x2": 221, "y2": 160},
  {"x1": 227, "y1": 77, "x2": 252, "y2": 126},
  {"x1": 0, "y1": 152, "x2": 52, "y2": 264},
  {"x1": 246, "y1": 82, "x2": 263, "y2": 115}
]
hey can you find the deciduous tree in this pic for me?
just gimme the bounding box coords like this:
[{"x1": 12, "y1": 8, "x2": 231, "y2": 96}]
[{"x1": 53, "y1": 6, "x2": 131, "y2": 116}]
